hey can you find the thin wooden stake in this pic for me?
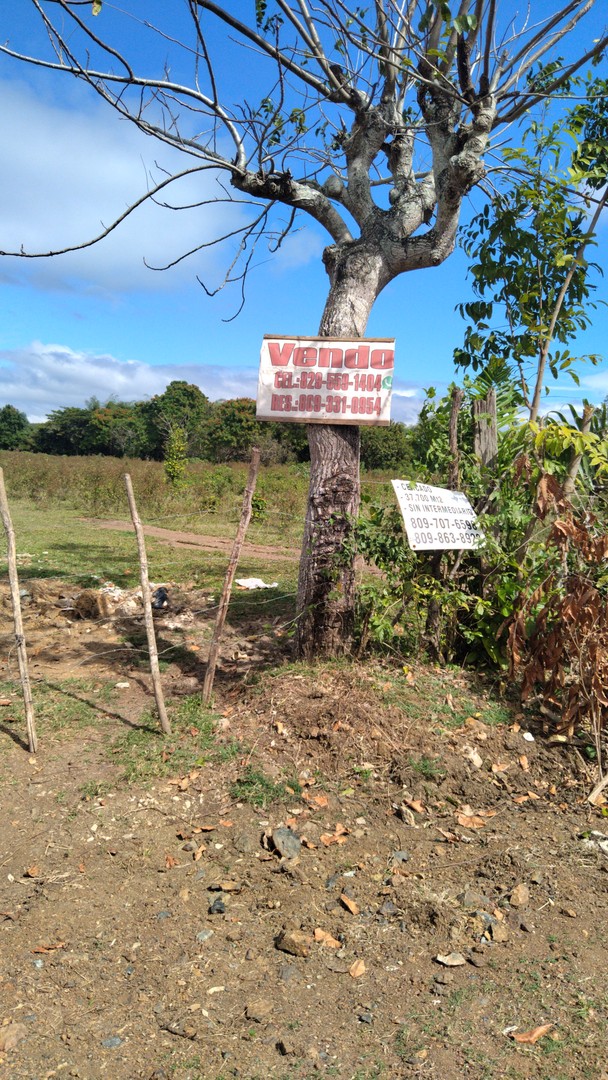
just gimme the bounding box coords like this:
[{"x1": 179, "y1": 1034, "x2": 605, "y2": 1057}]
[
  {"x1": 203, "y1": 448, "x2": 261, "y2": 705},
  {"x1": 588, "y1": 771, "x2": 608, "y2": 807},
  {"x1": 473, "y1": 388, "x2": 498, "y2": 469},
  {"x1": 124, "y1": 474, "x2": 171, "y2": 735},
  {"x1": 0, "y1": 467, "x2": 37, "y2": 753}
]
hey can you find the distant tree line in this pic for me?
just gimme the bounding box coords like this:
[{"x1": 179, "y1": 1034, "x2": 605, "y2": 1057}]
[{"x1": 0, "y1": 381, "x2": 415, "y2": 470}]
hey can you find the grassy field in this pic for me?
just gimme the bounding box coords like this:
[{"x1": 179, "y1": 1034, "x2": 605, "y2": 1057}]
[
  {"x1": 0, "y1": 448, "x2": 399, "y2": 591},
  {"x1": 0, "y1": 451, "x2": 311, "y2": 587}
]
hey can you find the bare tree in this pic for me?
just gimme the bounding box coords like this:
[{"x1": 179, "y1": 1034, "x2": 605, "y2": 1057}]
[{"x1": 1, "y1": 1, "x2": 606, "y2": 658}]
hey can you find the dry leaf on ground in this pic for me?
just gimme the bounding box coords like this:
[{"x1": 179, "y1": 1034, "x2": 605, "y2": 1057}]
[
  {"x1": 511, "y1": 1024, "x2": 554, "y2": 1044},
  {"x1": 320, "y1": 823, "x2": 349, "y2": 846},
  {"x1": 349, "y1": 958, "x2": 366, "y2": 978},
  {"x1": 457, "y1": 813, "x2": 486, "y2": 829}
]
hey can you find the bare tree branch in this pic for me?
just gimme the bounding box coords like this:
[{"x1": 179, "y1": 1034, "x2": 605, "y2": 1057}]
[{"x1": 0, "y1": 166, "x2": 214, "y2": 259}]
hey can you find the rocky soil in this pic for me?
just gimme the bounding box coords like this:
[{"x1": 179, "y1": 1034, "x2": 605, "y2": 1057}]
[{"x1": 0, "y1": 579, "x2": 607, "y2": 1080}]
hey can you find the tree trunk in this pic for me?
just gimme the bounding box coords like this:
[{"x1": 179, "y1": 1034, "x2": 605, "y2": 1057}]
[{"x1": 294, "y1": 245, "x2": 386, "y2": 659}]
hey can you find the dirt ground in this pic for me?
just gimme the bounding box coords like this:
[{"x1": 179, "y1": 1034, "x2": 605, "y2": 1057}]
[{"x1": 1, "y1": 567, "x2": 608, "y2": 1080}]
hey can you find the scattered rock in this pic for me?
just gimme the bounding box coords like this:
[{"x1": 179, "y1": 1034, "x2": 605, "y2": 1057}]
[
  {"x1": 580, "y1": 831, "x2": 608, "y2": 857},
  {"x1": 279, "y1": 963, "x2": 300, "y2": 983},
  {"x1": 275, "y1": 928, "x2": 313, "y2": 957},
  {"x1": 378, "y1": 900, "x2": 399, "y2": 917},
  {"x1": 276, "y1": 1037, "x2": 296, "y2": 1056},
  {"x1": 245, "y1": 999, "x2": 273, "y2": 1023},
  {"x1": 509, "y1": 883, "x2": 530, "y2": 908},
  {"x1": 459, "y1": 887, "x2": 492, "y2": 910},
  {"x1": 0, "y1": 1022, "x2": 27, "y2": 1051},
  {"x1": 272, "y1": 827, "x2": 302, "y2": 860},
  {"x1": 436, "y1": 952, "x2": 466, "y2": 967},
  {"x1": 208, "y1": 898, "x2": 226, "y2": 915},
  {"x1": 208, "y1": 880, "x2": 242, "y2": 893},
  {"x1": 490, "y1": 923, "x2": 509, "y2": 943},
  {"x1": 468, "y1": 948, "x2": 487, "y2": 968},
  {"x1": 234, "y1": 832, "x2": 259, "y2": 855},
  {"x1": 391, "y1": 850, "x2": 410, "y2": 864}
]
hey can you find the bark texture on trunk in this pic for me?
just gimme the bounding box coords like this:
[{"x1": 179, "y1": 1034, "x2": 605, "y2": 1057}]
[
  {"x1": 294, "y1": 245, "x2": 385, "y2": 659},
  {"x1": 295, "y1": 423, "x2": 360, "y2": 659}
]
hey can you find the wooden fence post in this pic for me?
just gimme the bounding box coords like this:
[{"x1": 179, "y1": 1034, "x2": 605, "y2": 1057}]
[
  {"x1": 203, "y1": 448, "x2": 261, "y2": 705},
  {"x1": 0, "y1": 467, "x2": 37, "y2": 753},
  {"x1": 473, "y1": 388, "x2": 498, "y2": 469},
  {"x1": 124, "y1": 474, "x2": 171, "y2": 735}
]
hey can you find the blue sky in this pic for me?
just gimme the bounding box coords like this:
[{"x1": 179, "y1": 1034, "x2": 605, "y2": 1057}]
[{"x1": 0, "y1": 2, "x2": 607, "y2": 425}]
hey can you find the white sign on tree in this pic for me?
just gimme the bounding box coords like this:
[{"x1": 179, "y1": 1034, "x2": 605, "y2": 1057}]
[
  {"x1": 392, "y1": 481, "x2": 484, "y2": 551},
  {"x1": 257, "y1": 335, "x2": 394, "y2": 425}
]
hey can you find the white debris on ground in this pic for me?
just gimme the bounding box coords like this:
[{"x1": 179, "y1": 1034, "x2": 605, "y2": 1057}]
[{"x1": 235, "y1": 578, "x2": 278, "y2": 590}]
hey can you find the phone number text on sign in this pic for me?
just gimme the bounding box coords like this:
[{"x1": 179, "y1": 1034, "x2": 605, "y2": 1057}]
[
  {"x1": 257, "y1": 336, "x2": 394, "y2": 425},
  {"x1": 392, "y1": 481, "x2": 484, "y2": 551}
]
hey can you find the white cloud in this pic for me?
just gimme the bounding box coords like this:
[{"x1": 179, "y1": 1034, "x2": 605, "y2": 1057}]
[
  {"x1": 0, "y1": 341, "x2": 258, "y2": 421},
  {"x1": 391, "y1": 384, "x2": 426, "y2": 423},
  {"x1": 580, "y1": 370, "x2": 608, "y2": 396},
  {"x1": 0, "y1": 341, "x2": 427, "y2": 425},
  {"x1": 0, "y1": 79, "x2": 258, "y2": 296}
]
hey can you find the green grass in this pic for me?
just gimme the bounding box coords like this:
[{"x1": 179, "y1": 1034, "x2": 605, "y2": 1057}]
[
  {"x1": 0, "y1": 676, "x2": 112, "y2": 735},
  {"x1": 408, "y1": 754, "x2": 446, "y2": 780},
  {"x1": 230, "y1": 765, "x2": 302, "y2": 808},
  {"x1": 375, "y1": 667, "x2": 514, "y2": 732},
  {"x1": 80, "y1": 779, "x2": 113, "y2": 801},
  {"x1": 0, "y1": 450, "x2": 308, "y2": 541},
  {"x1": 0, "y1": 499, "x2": 300, "y2": 593},
  {"x1": 110, "y1": 694, "x2": 243, "y2": 783}
]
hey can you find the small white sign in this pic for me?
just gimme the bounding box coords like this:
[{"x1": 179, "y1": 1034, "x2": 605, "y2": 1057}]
[
  {"x1": 256, "y1": 335, "x2": 394, "y2": 426},
  {"x1": 392, "y1": 481, "x2": 484, "y2": 551}
]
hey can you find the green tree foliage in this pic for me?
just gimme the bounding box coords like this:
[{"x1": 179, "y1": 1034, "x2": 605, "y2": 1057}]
[
  {"x1": 32, "y1": 400, "x2": 147, "y2": 457},
  {"x1": 202, "y1": 398, "x2": 264, "y2": 463},
  {"x1": 455, "y1": 104, "x2": 603, "y2": 420},
  {"x1": 0, "y1": 404, "x2": 31, "y2": 450},
  {"x1": 33, "y1": 405, "x2": 99, "y2": 455},
  {"x1": 360, "y1": 422, "x2": 414, "y2": 472},
  {"x1": 163, "y1": 424, "x2": 189, "y2": 486},
  {"x1": 88, "y1": 401, "x2": 148, "y2": 457},
  {"x1": 138, "y1": 381, "x2": 212, "y2": 459},
  {"x1": 569, "y1": 76, "x2": 608, "y2": 190}
]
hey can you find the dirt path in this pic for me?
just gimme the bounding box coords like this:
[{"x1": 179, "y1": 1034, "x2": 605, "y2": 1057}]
[{"x1": 87, "y1": 519, "x2": 300, "y2": 562}]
